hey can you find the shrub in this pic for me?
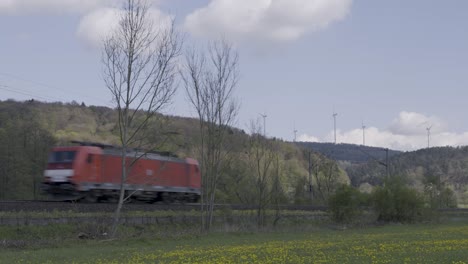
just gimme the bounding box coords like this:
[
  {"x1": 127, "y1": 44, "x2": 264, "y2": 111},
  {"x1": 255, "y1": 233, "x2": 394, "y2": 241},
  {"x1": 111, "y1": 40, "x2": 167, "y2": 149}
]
[
  {"x1": 328, "y1": 185, "x2": 363, "y2": 223},
  {"x1": 424, "y1": 176, "x2": 458, "y2": 209},
  {"x1": 439, "y1": 187, "x2": 458, "y2": 208},
  {"x1": 371, "y1": 177, "x2": 424, "y2": 222}
]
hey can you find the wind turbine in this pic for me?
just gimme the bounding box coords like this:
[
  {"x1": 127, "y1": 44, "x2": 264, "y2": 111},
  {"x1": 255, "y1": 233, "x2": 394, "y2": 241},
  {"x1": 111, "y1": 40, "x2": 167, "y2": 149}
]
[
  {"x1": 292, "y1": 121, "x2": 298, "y2": 142},
  {"x1": 362, "y1": 121, "x2": 366, "y2": 146},
  {"x1": 333, "y1": 111, "x2": 338, "y2": 144},
  {"x1": 426, "y1": 125, "x2": 432, "y2": 148},
  {"x1": 259, "y1": 113, "x2": 267, "y2": 137}
]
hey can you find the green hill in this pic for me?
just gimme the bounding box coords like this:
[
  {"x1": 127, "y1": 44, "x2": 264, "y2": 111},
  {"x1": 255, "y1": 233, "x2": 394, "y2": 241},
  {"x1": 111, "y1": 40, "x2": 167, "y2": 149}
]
[
  {"x1": 0, "y1": 99, "x2": 346, "y2": 204},
  {"x1": 296, "y1": 142, "x2": 402, "y2": 164},
  {"x1": 296, "y1": 141, "x2": 468, "y2": 206},
  {"x1": 2, "y1": 99, "x2": 466, "y2": 207}
]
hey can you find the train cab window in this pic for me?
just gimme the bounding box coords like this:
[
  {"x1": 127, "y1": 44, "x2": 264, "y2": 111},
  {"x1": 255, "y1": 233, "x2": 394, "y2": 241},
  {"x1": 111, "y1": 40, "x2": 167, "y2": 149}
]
[
  {"x1": 48, "y1": 151, "x2": 76, "y2": 163},
  {"x1": 87, "y1": 154, "x2": 93, "y2": 164}
]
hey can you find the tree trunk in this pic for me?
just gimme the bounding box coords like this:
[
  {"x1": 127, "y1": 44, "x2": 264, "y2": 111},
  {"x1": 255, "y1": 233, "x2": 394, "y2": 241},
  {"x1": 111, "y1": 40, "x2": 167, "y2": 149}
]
[{"x1": 111, "y1": 149, "x2": 127, "y2": 237}]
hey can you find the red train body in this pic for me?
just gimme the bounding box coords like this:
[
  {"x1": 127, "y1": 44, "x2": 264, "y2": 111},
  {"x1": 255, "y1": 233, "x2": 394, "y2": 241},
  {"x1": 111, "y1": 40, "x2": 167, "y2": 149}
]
[{"x1": 42, "y1": 143, "x2": 201, "y2": 203}]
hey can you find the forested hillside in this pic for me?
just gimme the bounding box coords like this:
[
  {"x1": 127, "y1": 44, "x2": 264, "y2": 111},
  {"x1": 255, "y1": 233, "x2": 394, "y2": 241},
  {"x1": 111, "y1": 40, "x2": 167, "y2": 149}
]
[
  {"x1": 296, "y1": 142, "x2": 402, "y2": 164},
  {"x1": 295, "y1": 140, "x2": 468, "y2": 206},
  {"x1": 345, "y1": 146, "x2": 468, "y2": 206},
  {"x1": 0, "y1": 100, "x2": 348, "y2": 203},
  {"x1": 2, "y1": 99, "x2": 467, "y2": 206},
  {"x1": 0, "y1": 100, "x2": 55, "y2": 199}
]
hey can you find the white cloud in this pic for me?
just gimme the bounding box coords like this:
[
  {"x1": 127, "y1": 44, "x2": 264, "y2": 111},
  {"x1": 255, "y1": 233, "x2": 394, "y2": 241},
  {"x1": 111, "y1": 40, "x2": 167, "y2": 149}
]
[
  {"x1": 388, "y1": 111, "x2": 446, "y2": 136},
  {"x1": 184, "y1": 0, "x2": 352, "y2": 43},
  {"x1": 300, "y1": 111, "x2": 468, "y2": 151},
  {"x1": 76, "y1": 7, "x2": 173, "y2": 49},
  {"x1": 0, "y1": 0, "x2": 172, "y2": 49},
  {"x1": 0, "y1": 0, "x2": 113, "y2": 14},
  {"x1": 298, "y1": 134, "x2": 321, "y2": 142},
  {"x1": 76, "y1": 7, "x2": 121, "y2": 48}
]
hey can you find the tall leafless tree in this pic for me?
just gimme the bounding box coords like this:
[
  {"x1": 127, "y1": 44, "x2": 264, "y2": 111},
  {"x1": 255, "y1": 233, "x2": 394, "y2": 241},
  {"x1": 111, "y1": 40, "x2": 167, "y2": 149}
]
[
  {"x1": 247, "y1": 120, "x2": 276, "y2": 227},
  {"x1": 182, "y1": 40, "x2": 239, "y2": 232},
  {"x1": 101, "y1": 0, "x2": 182, "y2": 236},
  {"x1": 312, "y1": 155, "x2": 340, "y2": 203}
]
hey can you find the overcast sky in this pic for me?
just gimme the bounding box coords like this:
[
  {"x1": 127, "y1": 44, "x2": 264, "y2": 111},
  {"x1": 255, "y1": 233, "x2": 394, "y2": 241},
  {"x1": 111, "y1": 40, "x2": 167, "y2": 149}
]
[{"x1": 1, "y1": 0, "x2": 467, "y2": 151}]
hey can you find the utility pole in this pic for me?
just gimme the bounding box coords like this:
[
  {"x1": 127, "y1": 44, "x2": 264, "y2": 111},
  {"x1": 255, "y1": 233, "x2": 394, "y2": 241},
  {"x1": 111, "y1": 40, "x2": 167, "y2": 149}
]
[
  {"x1": 293, "y1": 129, "x2": 298, "y2": 142},
  {"x1": 308, "y1": 151, "x2": 313, "y2": 200},
  {"x1": 333, "y1": 112, "x2": 338, "y2": 144},
  {"x1": 385, "y1": 148, "x2": 389, "y2": 180},
  {"x1": 360, "y1": 146, "x2": 391, "y2": 185}
]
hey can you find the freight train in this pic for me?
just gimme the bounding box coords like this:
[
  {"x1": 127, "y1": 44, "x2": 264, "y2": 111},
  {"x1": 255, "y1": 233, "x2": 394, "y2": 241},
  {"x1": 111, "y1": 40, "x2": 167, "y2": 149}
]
[{"x1": 42, "y1": 142, "x2": 201, "y2": 203}]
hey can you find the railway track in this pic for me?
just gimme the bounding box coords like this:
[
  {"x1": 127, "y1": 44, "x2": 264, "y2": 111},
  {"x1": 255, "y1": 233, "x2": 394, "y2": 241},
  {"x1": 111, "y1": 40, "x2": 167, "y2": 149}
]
[
  {"x1": 0, "y1": 200, "x2": 196, "y2": 213},
  {"x1": 2, "y1": 200, "x2": 467, "y2": 213},
  {"x1": 0, "y1": 200, "x2": 328, "y2": 213}
]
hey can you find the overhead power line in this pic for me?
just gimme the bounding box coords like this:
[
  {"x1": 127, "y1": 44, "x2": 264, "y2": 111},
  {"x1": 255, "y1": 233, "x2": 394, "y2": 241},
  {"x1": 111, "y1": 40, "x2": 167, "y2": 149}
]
[
  {"x1": 0, "y1": 84, "x2": 58, "y2": 101},
  {"x1": 0, "y1": 71, "x2": 111, "y2": 106}
]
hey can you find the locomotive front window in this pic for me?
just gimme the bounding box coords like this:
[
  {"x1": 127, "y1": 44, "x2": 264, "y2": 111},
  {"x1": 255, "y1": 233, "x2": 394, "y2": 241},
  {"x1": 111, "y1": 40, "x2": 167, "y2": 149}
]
[{"x1": 48, "y1": 151, "x2": 76, "y2": 163}]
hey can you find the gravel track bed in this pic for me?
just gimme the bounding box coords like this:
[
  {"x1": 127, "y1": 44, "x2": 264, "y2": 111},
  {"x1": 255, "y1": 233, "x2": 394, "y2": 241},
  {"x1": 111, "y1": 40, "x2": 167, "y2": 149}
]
[
  {"x1": 0, "y1": 200, "x2": 329, "y2": 213},
  {"x1": 0, "y1": 201, "x2": 199, "y2": 213}
]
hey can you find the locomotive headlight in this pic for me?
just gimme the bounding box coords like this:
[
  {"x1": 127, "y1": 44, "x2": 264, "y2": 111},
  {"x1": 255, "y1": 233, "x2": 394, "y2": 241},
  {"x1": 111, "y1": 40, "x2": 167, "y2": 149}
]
[{"x1": 44, "y1": 169, "x2": 74, "y2": 182}]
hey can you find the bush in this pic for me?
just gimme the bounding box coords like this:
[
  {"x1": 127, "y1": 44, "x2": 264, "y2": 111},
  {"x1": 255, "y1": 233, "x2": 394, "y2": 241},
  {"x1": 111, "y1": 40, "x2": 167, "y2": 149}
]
[
  {"x1": 440, "y1": 187, "x2": 458, "y2": 208},
  {"x1": 371, "y1": 177, "x2": 424, "y2": 222},
  {"x1": 424, "y1": 176, "x2": 458, "y2": 209},
  {"x1": 328, "y1": 185, "x2": 363, "y2": 223}
]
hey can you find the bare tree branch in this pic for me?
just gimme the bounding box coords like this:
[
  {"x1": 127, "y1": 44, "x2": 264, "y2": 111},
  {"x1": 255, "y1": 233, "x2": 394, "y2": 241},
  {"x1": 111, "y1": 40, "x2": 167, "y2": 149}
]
[
  {"x1": 181, "y1": 39, "x2": 239, "y2": 232},
  {"x1": 101, "y1": 0, "x2": 182, "y2": 237}
]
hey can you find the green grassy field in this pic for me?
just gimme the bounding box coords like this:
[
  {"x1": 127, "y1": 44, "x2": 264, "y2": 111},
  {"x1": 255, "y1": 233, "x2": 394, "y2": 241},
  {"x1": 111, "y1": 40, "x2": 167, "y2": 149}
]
[{"x1": 1, "y1": 222, "x2": 467, "y2": 264}]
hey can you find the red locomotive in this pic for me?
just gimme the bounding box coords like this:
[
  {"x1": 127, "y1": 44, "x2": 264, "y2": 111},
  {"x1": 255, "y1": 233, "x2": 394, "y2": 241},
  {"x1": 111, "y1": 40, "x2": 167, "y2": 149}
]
[{"x1": 42, "y1": 142, "x2": 201, "y2": 203}]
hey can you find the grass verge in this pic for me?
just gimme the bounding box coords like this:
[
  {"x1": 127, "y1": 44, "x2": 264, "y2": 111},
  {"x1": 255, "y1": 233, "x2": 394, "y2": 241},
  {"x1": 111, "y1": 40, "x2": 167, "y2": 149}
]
[{"x1": 1, "y1": 222, "x2": 467, "y2": 263}]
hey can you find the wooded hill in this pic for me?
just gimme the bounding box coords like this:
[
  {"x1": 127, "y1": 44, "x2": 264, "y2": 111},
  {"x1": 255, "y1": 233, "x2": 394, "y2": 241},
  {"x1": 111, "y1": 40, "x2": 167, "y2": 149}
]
[
  {"x1": 1, "y1": 99, "x2": 466, "y2": 206},
  {"x1": 297, "y1": 142, "x2": 468, "y2": 206},
  {"x1": 0, "y1": 99, "x2": 348, "y2": 203},
  {"x1": 296, "y1": 142, "x2": 401, "y2": 164}
]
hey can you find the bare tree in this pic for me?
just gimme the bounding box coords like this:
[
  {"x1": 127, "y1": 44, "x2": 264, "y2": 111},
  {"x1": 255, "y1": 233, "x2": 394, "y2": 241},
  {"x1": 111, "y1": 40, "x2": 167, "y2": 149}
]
[
  {"x1": 312, "y1": 155, "x2": 340, "y2": 203},
  {"x1": 271, "y1": 154, "x2": 284, "y2": 226},
  {"x1": 182, "y1": 40, "x2": 239, "y2": 232},
  {"x1": 247, "y1": 120, "x2": 276, "y2": 227},
  {"x1": 101, "y1": 0, "x2": 182, "y2": 236}
]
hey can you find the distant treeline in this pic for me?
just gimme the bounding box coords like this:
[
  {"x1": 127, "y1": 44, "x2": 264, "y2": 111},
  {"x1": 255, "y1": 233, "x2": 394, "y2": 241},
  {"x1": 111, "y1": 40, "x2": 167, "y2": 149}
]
[{"x1": 296, "y1": 142, "x2": 401, "y2": 164}]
